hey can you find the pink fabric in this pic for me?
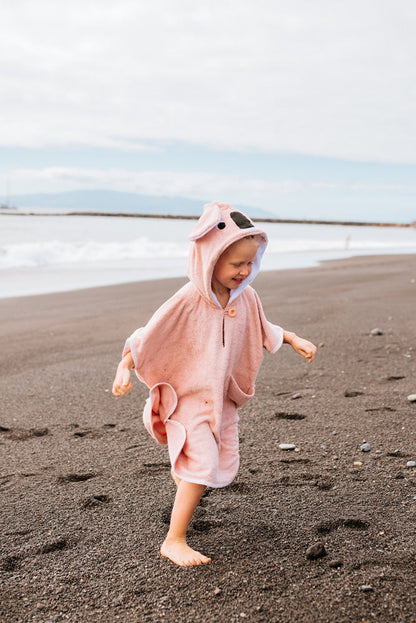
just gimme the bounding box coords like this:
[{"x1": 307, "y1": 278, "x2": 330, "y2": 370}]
[{"x1": 124, "y1": 202, "x2": 283, "y2": 487}]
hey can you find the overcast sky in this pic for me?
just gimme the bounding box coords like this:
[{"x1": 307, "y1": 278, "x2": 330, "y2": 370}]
[{"x1": 1, "y1": 0, "x2": 415, "y2": 220}]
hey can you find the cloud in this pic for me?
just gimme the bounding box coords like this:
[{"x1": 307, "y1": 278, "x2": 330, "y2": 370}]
[{"x1": 1, "y1": 0, "x2": 415, "y2": 163}]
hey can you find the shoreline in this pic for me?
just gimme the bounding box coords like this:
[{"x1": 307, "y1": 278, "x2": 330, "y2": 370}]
[
  {"x1": 1, "y1": 208, "x2": 414, "y2": 228},
  {"x1": 0, "y1": 251, "x2": 415, "y2": 303}
]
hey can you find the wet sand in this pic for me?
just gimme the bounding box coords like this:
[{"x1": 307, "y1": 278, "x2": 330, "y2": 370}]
[{"x1": 1, "y1": 254, "x2": 416, "y2": 622}]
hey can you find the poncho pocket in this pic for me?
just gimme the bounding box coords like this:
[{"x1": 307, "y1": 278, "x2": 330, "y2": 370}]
[
  {"x1": 143, "y1": 382, "x2": 178, "y2": 445},
  {"x1": 227, "y1": 375, "x2": 255, "y2": 408}
]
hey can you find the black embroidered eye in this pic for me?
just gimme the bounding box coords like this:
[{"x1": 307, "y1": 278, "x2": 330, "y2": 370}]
[
  {"x1": 217, "y1": 221, "x2": 226, "y2": 230},
  {"x1": 230, "y1": 211, "x2": 253, "y2": 229}
]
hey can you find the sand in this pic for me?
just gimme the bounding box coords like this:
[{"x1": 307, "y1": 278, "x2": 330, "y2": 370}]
[{"x1": 1, "y1": 254, "x2": 416, "y2": 622}]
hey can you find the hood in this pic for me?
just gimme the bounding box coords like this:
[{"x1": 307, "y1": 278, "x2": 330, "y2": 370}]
[{"x1": 187, "y1": 201, "x2": 268, "y2": 307}]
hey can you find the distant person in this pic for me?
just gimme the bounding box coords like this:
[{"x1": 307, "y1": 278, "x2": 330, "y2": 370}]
[{"x1": 112, "y1": 201, "x2": 316, "y2": 566}]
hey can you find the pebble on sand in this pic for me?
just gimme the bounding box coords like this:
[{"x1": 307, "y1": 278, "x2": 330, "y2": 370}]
[
  {"x1": 360, "y1": 442, "x2": 371, "y2": 452},
  {"x1": 328, "y1": 559, "x2": 344, "y2": 569},
  {"x1": 370, "y1": 328, "x2": 383, "y2": 336},
  {"x1": 406, "y1": 461, "x2": 416, "y2": 468},
  {"x1": 360, "y1": 585, "x2": 374, "y2": 593},
  {"x1": 407, "y1": 394, "x2": 416, "y2": 402},
  {"x1": 306, "y1": 542, "x2": 327, "y2": 560},
  {"x1": 278, "y1": 443, "x2": 296, "y2": 451}
]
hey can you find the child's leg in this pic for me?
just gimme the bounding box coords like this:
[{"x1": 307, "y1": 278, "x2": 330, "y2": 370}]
[
  {"x1": 161, "y1": 479, "x2": 211, "y2": 566},
  {"x1": 170, "y1": 468, "x2": 181, "y2": 488}
]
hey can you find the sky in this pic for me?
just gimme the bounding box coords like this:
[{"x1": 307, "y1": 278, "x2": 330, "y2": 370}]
[{"x1": 0, "y1": 0, "x2": 415, "y2": 222}]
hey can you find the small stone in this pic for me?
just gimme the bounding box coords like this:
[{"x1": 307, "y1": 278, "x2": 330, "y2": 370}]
[
  {"x1": 321, "y1": 444, "x2": 328, "y2": 450},
  {"x1": 353, "y1": 461, "x2": 363, "y2": 467},
  {"x1": 36, "y1": 603, "x2": 45, "y2": 610},
  {"x1": 360, "y1": 584, "x2": 374, "y2": 593},
  {"x1": 332, "y1": 430, "x2": 338, "y2": 435},
  {"x1": 279, "y1": 443, "x2": 296, "y2": 451},
  {"x1": 406, "y1": 461, "x2": 416, "y2": 468},
  {"x1": 370, "y1": 328, "x2": 383, "y2": 336},
  {"x1": 407, "y1": 394, "x2": 416, "y2": 402},
  {"x1": 291, "y1": 393, "x2": 302, "y2": 400},
  {"x1": 306, "y1": 542, "x2": 327, "y2": 560},
  {"x1": 360, "y1": 443, "x2": 371, "y2": 452},
  {"x1": 318, "y1": 342, "x2": 325, "y2": 348},
  {"x1": 328, "y1": 559, "x2": 343, "y2": 569},
  {"x1": 214, "y1": 587, "x2": 221, "y2": 595}
]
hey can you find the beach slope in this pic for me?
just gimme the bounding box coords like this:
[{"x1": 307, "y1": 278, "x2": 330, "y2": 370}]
[{"x1": 1, "y1": 254, "x2": 416, "y2": 622}]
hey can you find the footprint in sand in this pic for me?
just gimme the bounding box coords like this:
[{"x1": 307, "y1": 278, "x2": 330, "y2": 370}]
[
  {"x1": 81, "y1": 494, "x2": 111, "y2": 508},
  {"x1": 72, "y1": 429, "x2": 102, "y2": 439},
  {"x1": 316, "y1": 518, "x2": 369, "y2": 534},
  {"x1": 274, "y1": 412, "x2": 306, "y2": 421},
  {"x1": 37, "y1": 538, "x2": 70, "y2": 555},
  {"x1": 137, "y1": 461, "x2": 171, "y2": 475},
  {"x1": 0, "y1": 427, "x2": 50, "y2": 441},
  {"x1": 227, "y1": 481, "x2": 251, "y2": 494},
  {"x1": 280, "y1": 457, "x2": 311, "y2": 464},
  {"x1": 192, "y1": 519, "x2": 221, "y2": 533},
  {"x1": 57, "y1": 472, "x2": 98, "y2": 483},
  {"x1": 386, "y1": 450, "x2": 411, "y2": 458},
  {"x1": 1, "y1": 554, "x2": 21, "y2": 572}
]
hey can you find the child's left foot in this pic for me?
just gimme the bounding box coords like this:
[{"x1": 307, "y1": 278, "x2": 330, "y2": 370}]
[{"x1": 160, "y1": 538, "x2": 211, "y2": 566}]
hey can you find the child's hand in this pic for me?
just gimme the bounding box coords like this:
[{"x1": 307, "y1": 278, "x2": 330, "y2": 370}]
[
  {"x1": 112, "y1": 355, "x2": 134, "y2": 396},
  {"x1": 283, "y1": 331, "x2": 316, "y2": 363},
  {"x1": 291, "y1": 336, "x2": 316, "y2": 363}
]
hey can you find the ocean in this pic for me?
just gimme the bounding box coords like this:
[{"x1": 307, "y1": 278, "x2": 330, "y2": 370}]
[{"x1": 1, "y1": 213, "x2": 415, "y2": 299}]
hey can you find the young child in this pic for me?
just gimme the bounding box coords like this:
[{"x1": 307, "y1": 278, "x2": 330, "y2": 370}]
[{"x1": 112, "y1": 201, "x2": 316, "y2": 567}]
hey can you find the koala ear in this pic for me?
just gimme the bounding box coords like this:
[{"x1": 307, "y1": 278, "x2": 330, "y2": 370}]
[{"x1": 188, "y1": 202, "x2": 222, "y2": 241}]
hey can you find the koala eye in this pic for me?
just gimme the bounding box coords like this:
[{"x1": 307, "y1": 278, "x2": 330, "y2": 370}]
[
  {"x1": 230, "y1": 211, "x2": 253, "y2": 229},
  {"x1": 217, "y1": 222, "x2": 226, "y2": 230}
]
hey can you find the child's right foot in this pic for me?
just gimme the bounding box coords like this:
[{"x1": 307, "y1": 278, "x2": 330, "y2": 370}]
[{"x1": 160, "y1": 538, "x2": 211, "y2": 566}]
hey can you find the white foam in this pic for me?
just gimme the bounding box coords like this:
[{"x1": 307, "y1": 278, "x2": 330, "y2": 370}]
[
  {"x1": 0, "y1": 214, "x2": 415, "y2": 298},
  {"x1": 0, "y1": 238, "x2": 189, "y2": 269}
]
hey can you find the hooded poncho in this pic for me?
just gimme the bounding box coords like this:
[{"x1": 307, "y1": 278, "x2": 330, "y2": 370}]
[{"x1": 123, "y1": 202, "x2": 283, "y2": 487}]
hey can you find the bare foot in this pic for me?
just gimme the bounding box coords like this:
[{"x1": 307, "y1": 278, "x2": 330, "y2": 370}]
[{"x1": 160, "y1": 538, "x2": 211, "y2": 566}]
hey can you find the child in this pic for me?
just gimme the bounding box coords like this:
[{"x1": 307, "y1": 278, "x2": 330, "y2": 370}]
[{"x1": 112, "y1": 202, "x2": 316, "y2": 567}]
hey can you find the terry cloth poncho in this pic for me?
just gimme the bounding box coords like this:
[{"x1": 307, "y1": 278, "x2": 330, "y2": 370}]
[{"x1": 123, "y1": 201, "x2": 283, "y2": 487}]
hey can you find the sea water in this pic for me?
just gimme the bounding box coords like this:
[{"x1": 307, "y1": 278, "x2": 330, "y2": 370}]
[{"x1": 0, "y1": 214, "x2": 415, "y2": 298}]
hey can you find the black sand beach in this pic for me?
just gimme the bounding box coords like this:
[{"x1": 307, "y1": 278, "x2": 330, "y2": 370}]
[{"x1": 1, "y1": 254, "x2": 416, "y2": 622}]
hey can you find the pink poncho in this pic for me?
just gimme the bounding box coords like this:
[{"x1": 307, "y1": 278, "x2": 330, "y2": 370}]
[{"x1": 123, "y1": 202, "x2": 283, "y2": 487}]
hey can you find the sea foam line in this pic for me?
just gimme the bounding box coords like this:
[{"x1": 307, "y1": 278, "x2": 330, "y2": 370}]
[{"x1": 0, "y1": 238, "x2": 190, "y2": 269}]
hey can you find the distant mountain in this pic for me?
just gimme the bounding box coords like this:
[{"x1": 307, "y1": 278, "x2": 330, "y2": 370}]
[{"x1": 10, "y1": 189, "x2": 274, "y2": 219}]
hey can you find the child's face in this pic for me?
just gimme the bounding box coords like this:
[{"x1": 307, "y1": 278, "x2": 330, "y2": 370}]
[{"x1": 212, "y1": 237, "x2": 259, "y2": 293}]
